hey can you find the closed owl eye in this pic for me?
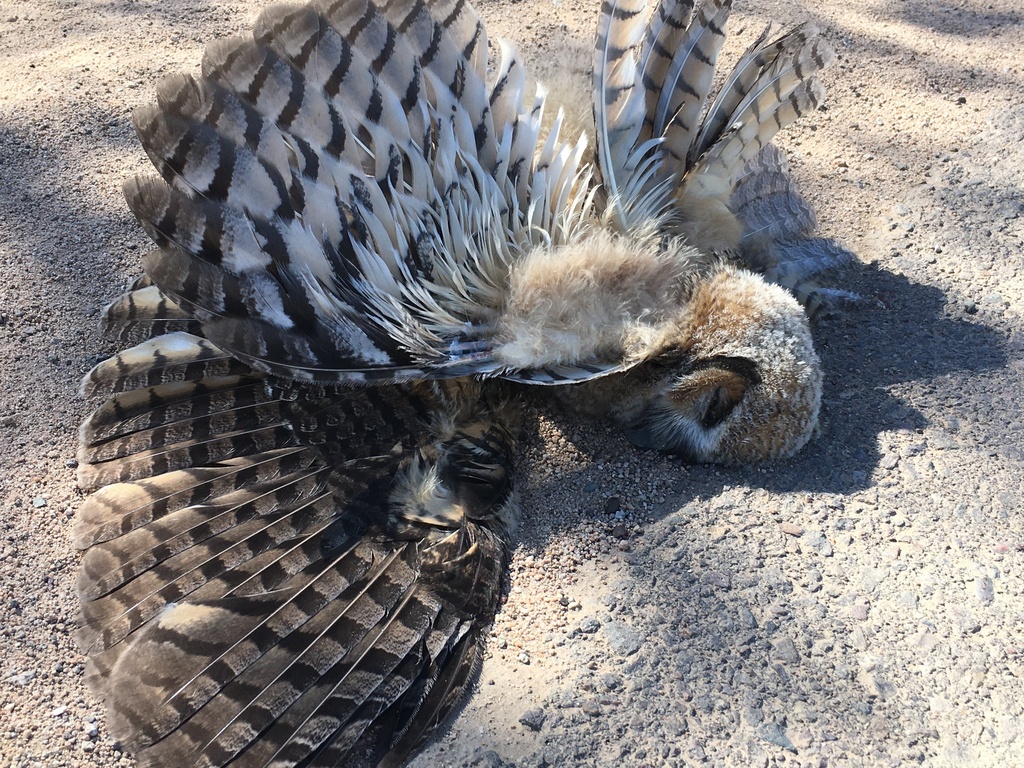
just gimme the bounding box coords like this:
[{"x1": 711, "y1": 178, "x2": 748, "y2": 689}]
[
  {"x1": 687, "y1": 356, "x2": 761, "y2": 428},
  {"x1": 667, "y1": 356, "x2": 760, "y2": 413},
  {"x1": 701, "y1": 385, "x2": 738, "y2": 428}
]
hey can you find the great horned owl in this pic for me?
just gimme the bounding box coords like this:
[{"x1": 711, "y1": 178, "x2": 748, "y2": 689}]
[{"x1": 76, "y1": 0, "x2": 853, "y2": 765}]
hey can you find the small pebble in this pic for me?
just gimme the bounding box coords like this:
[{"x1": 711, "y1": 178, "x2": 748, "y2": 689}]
[
  {"x1": 704, "y1": 570, "x2": 731, "y2": 589},
  {"x1": 804, "y1": 530, "x2": 834, "y2": 556},
  {"x1": 780, "y1": 522, "x2": 804, "y2": 536},
  {"x1": 519, "y1": 707, "x2": 546, "y2": 732},
  {"x1": 599, "y1": 673, "x2": 621, "y2": 690},
  {"x1": 604, "y1": 622, "x2": 642, "y2": 656},
  {"x1": 581, "y1": 698, "x2": 602, "y2": 717},
  {"x1": 773, "y1": 636, "x2": 800, "y2": 664},
  {"x1": 974, "y1": 577, "x2": 995, "y2": 605},
  {"x1": 757, "y1": 722, "x2": 797, "y2": 753},
  {"x1": 8, "y1": 670, "x2": 36, "y2": 686}
]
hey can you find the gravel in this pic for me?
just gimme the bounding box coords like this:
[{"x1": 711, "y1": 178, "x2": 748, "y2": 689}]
[{"x1": 2, "y1": 0, "x2": 1023, "y2": 767}]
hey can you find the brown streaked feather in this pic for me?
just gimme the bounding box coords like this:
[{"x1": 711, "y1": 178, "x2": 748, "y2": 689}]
[
  {"x1": 80, "y1": 332, "x2": 251, "y2": 398},
  {"x1": 74, "y1": 447, "x2": 315, "y2": 547},
  {"x1": 688, "y1": 24, "x2": 835, "y2": 188},
  {"x1": 252, "y1": 4, "x2": 424, "y2": 159},
  {"x1": 79, "y1": 293, "x2": 518, "y2": 767},
  {"x1": 654, "y1": 0, "x2": 732, "y2": 177},
  {"x1": 101, "y1": 283, "x2": 202, "y2": 342},
  {"x1": 370, "y1": 0, "x2": 496, "y2": 171},
  {"x1": 638, "y1": 0, "x2": 697, "y2": 132},
  {"x1": 81, "y1": 375, "x2": 268, "y2": 446},
  {"x1": 593, "y1": 0, "x2": 651, "y2": 227}
]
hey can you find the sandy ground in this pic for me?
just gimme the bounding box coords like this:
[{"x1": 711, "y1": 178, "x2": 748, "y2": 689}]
[{"x1": 1, "y1": 0, "x2": 1022, "y2": 766}]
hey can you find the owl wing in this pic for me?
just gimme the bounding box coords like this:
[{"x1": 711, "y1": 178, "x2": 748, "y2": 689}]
[
  {"x1": 76, "y1": 283, "x2": 519, "y2": 767},
  {"x1": 593, "y1": 0, "x2": 835, "y2": 233},
  {"x1": 126, "y1": 0, "x2": 593, "y2": 387}
]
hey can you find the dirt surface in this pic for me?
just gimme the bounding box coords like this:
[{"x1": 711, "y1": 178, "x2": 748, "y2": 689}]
[{"x1": 1, "y1": 0, "x2": 1022, "y2": 766}]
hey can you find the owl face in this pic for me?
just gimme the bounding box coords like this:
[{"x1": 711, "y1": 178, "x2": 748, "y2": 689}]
[
  {"x1": 562, "y1": 267, "x2": 822, "y2": 464},
  {"x1": 626, "y1": 268, "x2": 823, "y2": 463}
]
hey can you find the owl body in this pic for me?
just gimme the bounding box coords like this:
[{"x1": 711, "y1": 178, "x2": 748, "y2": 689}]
[
  {"x1": 493, "y1": 228, "x2": 714, "y2": 370},
  {"x1": 500, "y1": 232, "x2": 823, "y2": 461},
  {"x1": 76, "y1": 0, "x2": 854, "y2": 765}
]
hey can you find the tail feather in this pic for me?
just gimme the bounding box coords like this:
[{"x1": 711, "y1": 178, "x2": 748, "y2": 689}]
[
  {"x1": 688, "y1": 23, "x2": 834, "y2": 188},
  {"x1": 696, "y1": 68, "x2": 828, "y2": 188},
  {"x1": 593, "y1": 0, "x2": 652, "y2": 229},
  {"x1": 688, "y1": 21, "x2": 773, "y2": 162},
  {"x1": 654, "y1": 0, "x2": 732, "y2": 177},
  {"x1": 597, "y1": 1, "x2": 838, "y2": 258},
  {"x1": 638, "y1": 0, "x2": 697, "y2": 126}
]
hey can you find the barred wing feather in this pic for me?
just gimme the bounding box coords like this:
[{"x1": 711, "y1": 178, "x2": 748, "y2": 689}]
[
  {"x1": 77, "y1": 285, "x2": 519, "y2": 767},
  {"x1": 125, "y1": 0, "x2": 591, "y2": 386},
  {"x1": 594, "y1": 0, "x2": 835, "y2": 235}
]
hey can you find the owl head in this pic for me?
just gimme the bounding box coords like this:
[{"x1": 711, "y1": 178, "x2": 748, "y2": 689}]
[{"x1": 566, "y1": 267, "x2": 822, "y2": 464}]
